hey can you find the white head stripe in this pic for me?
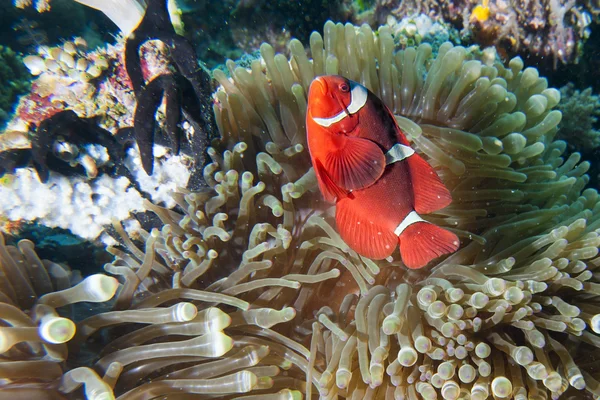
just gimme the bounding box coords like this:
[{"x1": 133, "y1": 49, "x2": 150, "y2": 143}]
[
  {"x1": 312, "y1": 81, "x2": 368, "y2": 127},
  {"x1": 394, "y1": 211, "x2": 427, "y2": 237},
  {"x1": 347, "y1": 82, "x2": 368, "y2": 114},
  {"x1": 385, "y1": 143, "x2": 415, "y2": 165}
]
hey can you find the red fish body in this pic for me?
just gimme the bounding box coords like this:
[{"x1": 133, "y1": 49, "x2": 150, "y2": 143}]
[{"x1": 306, "y1": 75, "x2": 459, "y2": 269}]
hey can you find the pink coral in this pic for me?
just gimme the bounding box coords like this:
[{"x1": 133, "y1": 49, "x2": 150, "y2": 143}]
[{"x1": 16, "y1": 83, "x2": 62, "y2": 126}]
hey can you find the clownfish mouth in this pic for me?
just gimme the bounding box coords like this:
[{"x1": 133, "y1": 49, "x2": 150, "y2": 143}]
[
  {"x1": 311, "y1": 76, "x2": 328, "y2": 97},
  {"x1": 312, "y1": 80, "x2": 368, "y2": 128}
]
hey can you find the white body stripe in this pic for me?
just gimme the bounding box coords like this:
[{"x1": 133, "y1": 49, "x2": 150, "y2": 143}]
[
  {"x1": 312, "y1": 82, "x2": 368, "y2": 127},
  {"x1": 394, "y1": 211, "x2": 427, "y2": 236},
  {"x1": 385, "y1": 143, "x2": 415, "y2": 165}
]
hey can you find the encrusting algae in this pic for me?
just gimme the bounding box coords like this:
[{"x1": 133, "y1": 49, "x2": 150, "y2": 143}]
[{"x1": 1, "y1": 20, "x2": 600, "y2": 400}]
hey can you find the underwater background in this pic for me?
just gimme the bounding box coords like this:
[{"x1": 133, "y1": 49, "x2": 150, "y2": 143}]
[{"x1": 2, "y1": 0, "x2": 600, "y2": 399}]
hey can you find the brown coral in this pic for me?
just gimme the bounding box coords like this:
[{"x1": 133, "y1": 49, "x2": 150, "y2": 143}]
[{"x1": 350, "y1": 0, "x2": 593, "y2": 68}]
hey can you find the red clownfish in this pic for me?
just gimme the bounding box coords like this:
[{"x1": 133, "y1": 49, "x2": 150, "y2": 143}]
[{"x1": 306, "y1": 75, "x2": 460, "y2": 269}]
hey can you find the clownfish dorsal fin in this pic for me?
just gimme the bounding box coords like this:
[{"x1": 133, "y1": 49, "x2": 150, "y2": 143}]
[
  {"x1": 323, "y1": 135, "x2": 385, "y2": 192},
  {"x1": 405, "y1": 152, "x2": 453, "y2": 214},
  {"x1": 314, "y1": 158, "x2": 351, "y2": 203},
  {"x1": 383, "y1": 104, "x2": 411, "y2": 146},
  {"x1": 382, "y1": 104, "x2": 451, "y2": 213}
]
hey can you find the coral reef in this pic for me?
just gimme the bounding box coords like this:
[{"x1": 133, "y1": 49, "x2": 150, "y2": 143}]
[
  {"x1": 124, "y1": 0, "x2": 215, "y2": 176},
  {"x1": 382, "y1": 13, "x2": 461, "y2": 54},
  {"x1": 348, "y1": 0, "x2": 593, "y2": 67},
  {"x1": 15, "y1": 37, "x2": 125, "y2": 128},
  {"x1": 0, "y1": 17, "x2": 205, "y2": 240},
  {"x1": 555, "y1": 82, "x2": 600, "y2": 199},
  {"x1": 3, "y1": 20, "x2": 600, "y2": 400},
  {"x1": 0, "y1": 45, "x2": 31, "y2": 129},
  {"x1": 557, "y1": 83, "x2": 600, "y2": 152}
]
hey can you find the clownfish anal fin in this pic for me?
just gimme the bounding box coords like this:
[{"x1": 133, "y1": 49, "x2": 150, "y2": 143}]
[
  {"x1": 399, "y1": 222, "x2": 460, "y2": 269},
  {"x1": 406, "y1": 153, "x2": 452, "y2": 214},
  {"x1": 314, "y1": 159, "x2": 350, "y2": 203},
  {"x1": 336, "y1": 198, "x2": 397, "y2": 260},
  {"x1": 323, "y1": 136, "x2": 385, "y2": 191}
]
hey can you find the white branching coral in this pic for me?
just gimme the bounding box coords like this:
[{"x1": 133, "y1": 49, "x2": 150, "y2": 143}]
[{"x1": 0, "y1": 146, "x2": 190, "y2": 240}]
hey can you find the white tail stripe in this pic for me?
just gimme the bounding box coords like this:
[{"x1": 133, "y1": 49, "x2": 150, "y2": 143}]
[
  {"x1": 385, "y1": 143, "x2": 415, "y2": 165},
  {"x1": 394, "y1": 211, "x2": 427, "y2": 237},
  {"x1": 312, "y1": 82, "x2": 368, "y2": 127}
]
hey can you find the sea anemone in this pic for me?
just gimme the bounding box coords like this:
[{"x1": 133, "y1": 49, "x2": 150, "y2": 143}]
[
  {"x1": 2, "y1": 20, "x2": 600, "y2": 400},
  {"x1": 0, "y1": 232, "x2": 120, "y2": 398}
]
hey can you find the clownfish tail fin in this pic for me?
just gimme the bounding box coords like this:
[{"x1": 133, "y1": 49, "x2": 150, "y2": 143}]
[{"x1": 398, "y1": 222, "x2": 459, "y2": 269}]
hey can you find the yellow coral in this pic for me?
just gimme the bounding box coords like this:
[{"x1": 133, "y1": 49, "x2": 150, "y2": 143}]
[
  {"x1": 471, "y1": 0, "x2": 491, "y2": 23},
  {"x1": 0, "y1": 174, "x2": 16, "y2": 187}
]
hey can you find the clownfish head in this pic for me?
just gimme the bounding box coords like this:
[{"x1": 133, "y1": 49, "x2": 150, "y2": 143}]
[{"x1": 307, "y1": 75, "x2": 368, "y2": 134}]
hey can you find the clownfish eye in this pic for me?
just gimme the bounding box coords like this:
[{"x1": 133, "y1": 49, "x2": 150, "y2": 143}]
[{"x1": 339, "y1": 83, "x2": 350, "y2": 92}]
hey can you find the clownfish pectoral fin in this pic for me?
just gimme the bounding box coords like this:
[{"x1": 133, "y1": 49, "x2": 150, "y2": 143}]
[
  {"x1": 398, "y1": 221, "x2": 460, "y2": 269},
  {"x1": 406, "y1": 152, "x2": 453, "y2": 214},
  {"x1": 323, "y1": 136, "x2": 385, "y2": 191},
  {"x1": 336, "y1": 198, "x2": 397, "y2": 259},
  {"x1": 314, "y1": 158, "x2": 351, "y2": 203}
]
